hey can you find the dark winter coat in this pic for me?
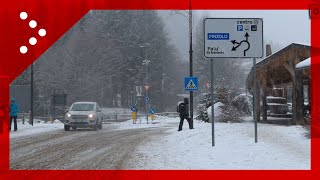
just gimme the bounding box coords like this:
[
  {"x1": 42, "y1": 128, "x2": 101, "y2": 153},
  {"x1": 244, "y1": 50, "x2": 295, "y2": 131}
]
[
  {"x1": 177, "y1": 102, "x2": 189, "y2": 117},
  {"x1": 10, "y1": 98, "x2": 19, "y2": 117}
]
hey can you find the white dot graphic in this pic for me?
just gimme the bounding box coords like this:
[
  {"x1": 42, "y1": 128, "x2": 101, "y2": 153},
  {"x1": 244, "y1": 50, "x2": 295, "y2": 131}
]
[
  {"x1": 29, "y1": 37, "x2": 37, "y2": 45},
  {"x1": 29, "y1": 20, "x2": 37, "y2": 28},
  {"x1": 38, "y1": 29, "x2": 46, "y2": 37},
  {"x1": 20, "y1": 46, "x2": 28, "y2": 54},
  {"x1": 20, "y1": 12, "x2": 28, "y2": 20}
]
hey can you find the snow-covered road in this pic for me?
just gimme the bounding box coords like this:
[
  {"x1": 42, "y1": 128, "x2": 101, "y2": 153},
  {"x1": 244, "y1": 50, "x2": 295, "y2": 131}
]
[
  {"x1": 10, "y1": 119, "x2": 173, "y2": 170},
  {"x1": 10, "y1": 116, "x2": 310, "y2": 170}
]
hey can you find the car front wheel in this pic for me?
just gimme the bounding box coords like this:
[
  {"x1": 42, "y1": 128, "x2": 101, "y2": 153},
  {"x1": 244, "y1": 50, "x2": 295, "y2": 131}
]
[{"x1": 93, "y1": 121, "x2": 98, "y2": 131}]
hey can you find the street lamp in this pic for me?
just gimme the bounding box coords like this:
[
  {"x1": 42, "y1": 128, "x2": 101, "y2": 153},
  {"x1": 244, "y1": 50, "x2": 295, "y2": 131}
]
[
  {"x1": 161, "y1": 72, "x2": 167, "y2": 111},
  {"x1": 140, "y1": 44, "x2": 151, "y2": 124},
  {"x1": 170, "y1": 3, "x2": 194, "y2": 129},
  {"x1": 142, "y1": 59, "x2": 151, "y2": 124},
  {"x1": 161, "y1": 72, "x2": 166, "y2": 93}
]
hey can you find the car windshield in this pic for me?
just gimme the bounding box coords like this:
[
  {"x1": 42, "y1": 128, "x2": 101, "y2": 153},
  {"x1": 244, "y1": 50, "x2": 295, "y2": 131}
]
[{"x1": 70, "y1": 104, "x2": 95, "y2": 111}]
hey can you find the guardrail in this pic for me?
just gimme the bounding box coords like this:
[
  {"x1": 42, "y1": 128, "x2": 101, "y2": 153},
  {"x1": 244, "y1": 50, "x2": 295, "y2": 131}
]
[{"x1": 154, "y1": 112, "x2": 179, "y2": 117}]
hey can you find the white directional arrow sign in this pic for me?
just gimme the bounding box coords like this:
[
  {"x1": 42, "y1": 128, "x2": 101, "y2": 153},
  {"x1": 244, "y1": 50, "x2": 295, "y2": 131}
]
[{"x1": 204, "y1": 18, "x2": 263, "y2": 58}]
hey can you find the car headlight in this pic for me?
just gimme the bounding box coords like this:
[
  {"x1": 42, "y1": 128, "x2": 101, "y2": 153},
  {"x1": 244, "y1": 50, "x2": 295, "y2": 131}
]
[
  {"x1": 66, "y1": 113, "x2": 71, "y2": 118},
  {"x1": 88, "y1": 114, "x2": 94, "y2": 118}
]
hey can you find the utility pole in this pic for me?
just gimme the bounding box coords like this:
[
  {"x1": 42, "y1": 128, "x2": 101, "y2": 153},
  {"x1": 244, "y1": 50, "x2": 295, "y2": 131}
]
[
  {"x1": 30, "y1": 63, "x2": 34, "y2": 126},
  {"x1": 140, "y1": 45, "x2": 150, "y2": 124},
  {"x1": 143, "y1": 59, "x2": 150, "y2": 124},
  {"x1": 189, "y1": 0, "x2": 194, "y2": 129},
  {"x1": 169, "y1": 3, "x2": 194, "y2": 126},
  {"x1": 145, "y1": 59, "x2": 148, "y2": 124}
]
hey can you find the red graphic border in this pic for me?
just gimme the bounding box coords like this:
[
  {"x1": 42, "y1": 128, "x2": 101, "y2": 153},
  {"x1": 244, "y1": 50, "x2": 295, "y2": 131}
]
[{"x1": 0, "y1": 0, "x2": 319, "y2": 179}]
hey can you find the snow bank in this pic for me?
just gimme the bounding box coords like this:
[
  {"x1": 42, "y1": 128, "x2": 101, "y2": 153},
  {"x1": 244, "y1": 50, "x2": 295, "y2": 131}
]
[
  {"x1": 10, "y1": 121, "x2": 63, "y2": 138},
  {"x1": 128, "y1": 118, "x2": 310, "y2": 170},
  {"x1": 53, "y1": 119, "x2": 63, "y2": 124},
  {"x1": 207, "y1": 102, "x2": 224, "y2": 118},
  {"x1": 113, "y1": 115, "x2": 176, "y2": 130}
]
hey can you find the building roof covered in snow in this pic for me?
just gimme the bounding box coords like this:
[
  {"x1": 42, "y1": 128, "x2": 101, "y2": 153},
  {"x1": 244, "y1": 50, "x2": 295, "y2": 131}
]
[
  {"x1": 246, "y1": 43, "x2": 310, "y2": 90},
  {"x1": 296, "y1": 58, "x2": 310, "y2": 70}
]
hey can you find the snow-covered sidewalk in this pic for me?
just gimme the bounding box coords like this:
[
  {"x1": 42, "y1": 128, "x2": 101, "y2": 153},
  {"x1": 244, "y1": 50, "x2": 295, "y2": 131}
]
[
  {"x1": 10, "y1": 120, "x2": 64, "y2": 138},
  {"x1": 112, "y1": 115, "x2": 176, "y2": 130},
  {"x1": 126, "y1": 117, "x2": 310, "y2": 170}
]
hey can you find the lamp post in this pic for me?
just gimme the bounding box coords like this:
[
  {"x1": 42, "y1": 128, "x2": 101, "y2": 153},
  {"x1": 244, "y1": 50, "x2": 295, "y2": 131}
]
[
  {"x1": 142, "y1": 59, "x2": 151, "y2": 124},
  {"x1": 188, "y1": 5, "x2": 194, "y2": 129},
  {"x1": 140, "y1": 45, "x2": 151, "y2": 124},
  {"x1": 170, "y1": 2, "x2": 194, "y2": 128},
  {"x1": 30, "y1": 63, "x2": 34, "y2": 126}
]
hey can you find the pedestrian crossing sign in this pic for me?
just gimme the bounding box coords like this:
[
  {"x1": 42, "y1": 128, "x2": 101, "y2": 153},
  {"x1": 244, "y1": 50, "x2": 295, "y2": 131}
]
[{"x1": 184, "y1": 77, "x2": 198, "y2": 91}]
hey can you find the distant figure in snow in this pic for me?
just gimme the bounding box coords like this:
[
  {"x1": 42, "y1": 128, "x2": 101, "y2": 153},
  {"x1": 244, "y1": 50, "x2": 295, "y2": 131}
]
[
  {"x1": 9, "y1": 98, "x2": 19, "y2": 131},
  {"x1": 177, "y1": 98, "x2": 193, "y2": 131}
]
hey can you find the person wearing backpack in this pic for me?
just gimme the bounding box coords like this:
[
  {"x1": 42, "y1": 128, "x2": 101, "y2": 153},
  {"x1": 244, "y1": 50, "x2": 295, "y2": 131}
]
[{"x1": 177, "y1": 98, "x2": 193, "y2": 131}]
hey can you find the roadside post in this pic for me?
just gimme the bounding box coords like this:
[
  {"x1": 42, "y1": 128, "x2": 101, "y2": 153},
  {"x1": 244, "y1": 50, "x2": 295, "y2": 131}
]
[
  {"x1": 145, "y1": 85, "x2": 150, "y2": 124},
  {"x1": 253, "y1": 57, "x2": 257, "y2": 143},
  {"x1": 210, "y1": 58, "x2": 215, "y2": 146},
  {"x1": 150, "y1": 108, "x2": 155, "y2": 121},
  {"x1": 204, "y1": 18, "x2": 263, "y2": 145},
  {"x1": 145, "y1": 94, "x2": 150, "y2": 124},
  {"x1": 131, "y1": 106, "x2": 137, "y2": 124},
  {"x1": 22, "y1": 112, "x2": 25, "y2": 124}
]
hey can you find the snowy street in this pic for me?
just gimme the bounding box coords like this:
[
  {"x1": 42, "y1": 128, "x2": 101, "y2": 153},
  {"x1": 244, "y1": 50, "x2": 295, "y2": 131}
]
[
  {"x1": 10, "y1": 116, "x2": 310, "y2": 170},
  {"x1": 10, "y1": 118, "x2": 173, "y2": 170}
]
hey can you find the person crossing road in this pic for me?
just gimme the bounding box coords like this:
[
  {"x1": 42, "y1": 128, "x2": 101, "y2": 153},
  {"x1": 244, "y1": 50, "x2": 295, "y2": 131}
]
[{"x1": 177, "y1": 98, "x2": 193, "y2": 131}]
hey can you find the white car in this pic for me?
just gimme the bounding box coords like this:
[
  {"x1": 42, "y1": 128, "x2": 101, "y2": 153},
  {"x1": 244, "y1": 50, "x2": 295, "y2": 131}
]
[{"x1": 64, "y1": 102, "x2": 103, "y2": 131}]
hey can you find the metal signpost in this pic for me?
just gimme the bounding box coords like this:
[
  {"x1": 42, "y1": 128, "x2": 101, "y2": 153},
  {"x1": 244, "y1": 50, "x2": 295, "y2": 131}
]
[
  {"x1": 210, "y1": 59, "x2": 215, "y2": 146},
  {"x1": 145, "y1": 95, "x2": 150, "y2": 124},
  {"x1": 204, "y1": 18, "x2": 263, "y2": 146}
]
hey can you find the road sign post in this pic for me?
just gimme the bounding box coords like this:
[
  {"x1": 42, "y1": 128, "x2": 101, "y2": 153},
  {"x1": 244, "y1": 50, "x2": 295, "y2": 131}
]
[
  {"x1": 211, "y1": 58, "x2": 215, "y2": 147},
  {"x1": 253, "y1": 57, "x2": 258, "y2": 143},
  {"x1": 204, "y1": 18, "x2": 263, "y2": 145},
  {"x1": 150, "y1": 108, "x2": 155, "y2": 121}
]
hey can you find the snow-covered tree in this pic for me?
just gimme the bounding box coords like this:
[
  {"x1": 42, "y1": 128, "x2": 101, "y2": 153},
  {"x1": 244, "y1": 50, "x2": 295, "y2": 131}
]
[{"x1": 15, "y1": 11, "x2": 184, "y2": 116}]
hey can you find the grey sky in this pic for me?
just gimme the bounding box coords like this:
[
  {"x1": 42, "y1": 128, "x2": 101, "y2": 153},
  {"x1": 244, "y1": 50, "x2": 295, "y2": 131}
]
[{"x1": 160, "y1": 10, "x2": 310, "y2": 59}]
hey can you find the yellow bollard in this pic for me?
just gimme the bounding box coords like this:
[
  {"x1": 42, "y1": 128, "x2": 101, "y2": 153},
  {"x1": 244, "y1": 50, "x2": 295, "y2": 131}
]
[
  {"x1": 132, "y1": 112, "x2": 137, "y2": 124},
  {"x1": 150, "y1": 114, "x2": 155, "y2": 121}
]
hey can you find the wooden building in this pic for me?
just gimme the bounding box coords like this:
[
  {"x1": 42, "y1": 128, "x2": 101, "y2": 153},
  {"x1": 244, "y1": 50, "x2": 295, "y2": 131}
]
[{"x1": 246, "y1": 43, "x2": 310, "y2": 124}]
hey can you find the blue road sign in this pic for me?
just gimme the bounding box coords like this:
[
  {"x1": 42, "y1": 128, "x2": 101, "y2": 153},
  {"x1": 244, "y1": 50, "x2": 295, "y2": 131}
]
[
  {"x1": 149, "y1": 108, "x2": 155, "y2": 114},
  {"x1": 145, "y1": 96, "x2": 150, "y2": 102},
  {"x1": 207, "y1": 33, "x2": 230, "y2": 40},
  {"x1": 237, "y1": 25, "x2": 243, "y2": 31},
  {"x1": 184, "y1": 77, "x2": 198, "y2": 91},
  {"x1": 131, "y1": 106, "x2": 137, "y2": 112}
]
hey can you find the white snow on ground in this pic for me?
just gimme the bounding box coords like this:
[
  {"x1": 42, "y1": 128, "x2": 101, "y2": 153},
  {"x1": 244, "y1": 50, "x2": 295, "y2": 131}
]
[
  {"x1": 10, "y1": 115, "x2": 310, "y2": 170},
  {"x1": 127, "y1": 117, "x2": 310, "y2": 170},
  {"x1": 113, "y1": 115, "x2": 172, "y2": 130},
  {"x1": 10, "y1": 120, "x2": 63, "y2": 138}
]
